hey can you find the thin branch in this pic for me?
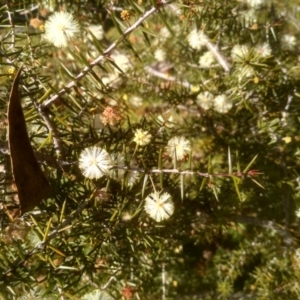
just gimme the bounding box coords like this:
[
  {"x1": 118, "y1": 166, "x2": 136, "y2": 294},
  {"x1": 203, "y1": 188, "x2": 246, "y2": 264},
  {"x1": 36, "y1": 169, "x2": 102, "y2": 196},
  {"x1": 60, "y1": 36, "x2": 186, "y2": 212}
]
[
  {"x1": 144, "y1": 65, "x2": 193, "y2": 89},
  {"x1": 112, "y1": 165, "x2": 262, "y2": 178},
  {"x1": 145, "y1": 64, "x2": 222, "y2": 90},
  {"x1": 205, "y1": 41, "x2": 231, "y2": 72},
  {"x1": 41, "y1": 5, "x2": 162, "y2": 109}
]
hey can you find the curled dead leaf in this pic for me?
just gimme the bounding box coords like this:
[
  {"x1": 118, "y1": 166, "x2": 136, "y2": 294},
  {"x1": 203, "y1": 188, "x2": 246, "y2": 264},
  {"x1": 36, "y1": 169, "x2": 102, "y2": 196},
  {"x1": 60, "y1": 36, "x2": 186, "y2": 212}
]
[{"x1": 8, "y1": 67, "x2": 51, "y2": 216}]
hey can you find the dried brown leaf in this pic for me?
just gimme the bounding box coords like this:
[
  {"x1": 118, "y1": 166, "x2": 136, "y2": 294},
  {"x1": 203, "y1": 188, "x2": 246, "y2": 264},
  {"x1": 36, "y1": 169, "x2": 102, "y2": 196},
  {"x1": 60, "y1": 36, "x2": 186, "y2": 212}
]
[{"x1": 8, "y1": 67, "x2": 51, "y2": 216}]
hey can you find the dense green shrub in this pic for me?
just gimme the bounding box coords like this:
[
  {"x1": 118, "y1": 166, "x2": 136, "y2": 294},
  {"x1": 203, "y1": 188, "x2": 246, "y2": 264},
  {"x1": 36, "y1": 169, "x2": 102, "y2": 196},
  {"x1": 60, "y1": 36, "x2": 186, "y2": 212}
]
[{"x1": 1, "y1": 0, "x2": 300, "y2": 299}]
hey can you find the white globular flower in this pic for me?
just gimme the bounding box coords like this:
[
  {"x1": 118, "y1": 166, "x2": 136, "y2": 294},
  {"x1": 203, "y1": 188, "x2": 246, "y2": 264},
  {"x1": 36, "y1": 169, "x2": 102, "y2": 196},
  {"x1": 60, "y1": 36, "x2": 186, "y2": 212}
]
[
  {"x1": 159, "y1": 27, "x2": 171, "y2": 42},
  {"x1": 296, "y1": 208, "x2": 300, "y2": 218},
  {"x1": 144, "y1": 191, "x2": 174, "y2": 222},
  {"x1": 255, "y1": 43, "x2": 272, "y2": 57},
  {"x1": 231, "y1": 45, "x2": 250, "y2": 62},
  {"x1": 111, "y1": 52, "x2": 132, "y2": 73},
  {"x1": 79, "y1": 146, "x2": 112, "y2": 179},
  {"x1": 87, "y1": 24, "x2": 104, "y2": 40},
  {"x1": 44, "y1": 11, "x2": 80, "y2": 47},
  {"x1": 245, "y1": 0, "x2": 265, "y2": 8},
  {"x1": 214, "y1": 95, "x2": 233, "y2": 113},
  {"x1": 199, "y1": 51, "x2": 216, "y2": 68},
  {"x1": 130, "y1": 95, "x2": 143, "y2": 108},
  {"x1": 196, "y1": 91, "x2": 214, "y2": 110},
  {"x1": 167, "y1": 136, "x2": 191, "y2": 161},
  {"x1": 133, "y1": 129, "x2": 152, "y2": 146},
  {"x1": 154, "y1": 48, "x2": 166, "y2": 62},
  {"x1": 187, "y1": 28, "x2": 208, "y2": 50},
  {"x1": 281, "y1": 34, "x2": 296, "y2": 51}
]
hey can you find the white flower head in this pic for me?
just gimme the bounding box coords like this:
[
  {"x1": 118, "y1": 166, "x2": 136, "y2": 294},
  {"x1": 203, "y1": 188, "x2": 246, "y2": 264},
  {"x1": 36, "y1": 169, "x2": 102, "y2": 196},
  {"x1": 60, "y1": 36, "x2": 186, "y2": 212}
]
[
  {"x1": 214, "y1": 95, "x2": 233, "y2": 113},
  {"x1": 130, "y1": 95, "x2": 143, "y2": 108},
  {"x1": 196, "y1": 91, "x2": 214, "y2": 110},
  {"x1": 144, "y1": 191, "x2": 174, "y2": 222},
  {"x1": 245, "y1": 0, "x2": 265, "y2": 8},
  {"x1": 44, "y1": 11, "x2": 80, "y2": 47},
  {"x1": 111, "y1": 52, "x2": 132, "y2": 73},
  {"x1": 79, "y1": 146, "x2": 112, "y2": 179},
  {"x1": 231, "y1": 45, "x2": 250, "y2": 62},
  {"x1": 87, "y1": 24, "x2": 104, "y2": 40},
  {"x1": 167, "y1": 136, "x2": 191, "y2": 161},
  {"x1": 281, "y1": 34, "x2": 296, "y2": 51},
  {"x1": 154, "y1": 48, "x2": 166, "y2": 62},
  {"x1": 255, "y1": 42, "x2": 272, "y2": 57},
  {"x1": 133, "y1": 129, "x2": 152, "y2": 146},
  {"x1": 159, "y1": 27, "x2": 171, "y2": 42},
  {"x1": 296, "y1": 208, "x2": 300, "y2": 218},
  {"x1": 199, "y1": 51, "x2": 216, "y2": 68},
  {"x1": 187, "y1": 28, "x2": 208, "y2": 50}
]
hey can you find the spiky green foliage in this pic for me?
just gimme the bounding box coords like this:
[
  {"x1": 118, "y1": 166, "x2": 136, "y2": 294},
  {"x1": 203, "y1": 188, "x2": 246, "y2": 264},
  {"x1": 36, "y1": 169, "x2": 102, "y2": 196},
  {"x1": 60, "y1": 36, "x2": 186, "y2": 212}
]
[{"x1": 1, "y1": 0, "x2": 300, "y2": 299}]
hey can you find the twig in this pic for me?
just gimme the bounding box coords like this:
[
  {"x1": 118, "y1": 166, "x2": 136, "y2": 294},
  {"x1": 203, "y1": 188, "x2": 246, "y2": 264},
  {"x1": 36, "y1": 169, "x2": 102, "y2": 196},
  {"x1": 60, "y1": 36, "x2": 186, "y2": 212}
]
[
  {"x1": 41, "y1": 5, "x2": 162, "y2": 109},
  {"x1": 101, "y1": 276, "x2": 117, "y2": 290},
  {"x1": 112, "y1": 165, "x2": 262, "y2": 178},
  {"x1": 159, "y1": 4, "x2": 231, "y2": 72},
  {"x1": 144, "y1": 65, "x2": 193, "y2": 89},
  {"x1": 145, "y1": 64, "x2": 222, "y2": 90},
  {"x1": 205, "y1": 41, "x2": 231, "y2": 72}
]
